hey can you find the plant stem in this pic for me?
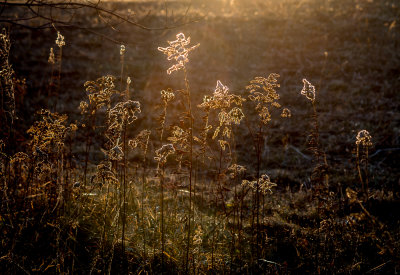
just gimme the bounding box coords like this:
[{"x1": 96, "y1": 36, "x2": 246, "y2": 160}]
[{"x1": 183, "y1": 67, "x2": 194, "y2": 273}]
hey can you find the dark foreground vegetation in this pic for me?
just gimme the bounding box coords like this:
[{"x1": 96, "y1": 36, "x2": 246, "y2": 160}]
[{"x1": 1, "y1": 0, "x2": 399, "y2": 273}]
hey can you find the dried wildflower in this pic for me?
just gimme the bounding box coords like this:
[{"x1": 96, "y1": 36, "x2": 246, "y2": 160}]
[
  {"x1": 228, "y1": 107, "x2": 245, "y2": 125},
  {"x1": 242, "y1": 174, "x2": 277, "y2": 194},
  {"x1": 356, "y1": 130, "x2": 372, "y2": 147},
  {"x1": 79, "y1": 101, "x2": 88, "y2": 114},
  {"x1": 48, "y1": 47, "x2": 55, "y2": 64},
  {"x1": 158, "y1": 32, "x2": 199, "y2": 74},
  {"x1": 127, "y1": 77, "x2": 131, "y2": 85},
  {"x1": 258, "y1": 174, "x2": 277, "y2": 194},
  {"x1": 108, "y1": 100, "x2": 141, "y2": 129},
  {"x1": 198, "y1": 95, "x2": 213, "y2": 109},
  {"x1": 129, "y1": 129, "x2": 151, "y2": 151},
  {"x1": 214, "y1": 80, "x2": 229, "y2": 98},
  {"x1": 27, "y1": 109, "x2": 70, "y2": 153},
  {"x1": 10, "y1": 152, "x2": 29, "y2": 164},
  {"x1": 281, "y1": 108, "x2": 291, "y2": 118},
  {"x1": 242, "y1": 179, "x2": 257, "y2": 189},
  {"x1": 120, "y1": 45, "x2": 126, "y2": 56},
  {"x1": 84, "y1": 75, "x2": 118, "y2": 111},
  {"x1": 161, "y1": 88, "x2": 175, "y2": 103},
  {"x1": 300, "y1": 78, "x2": 315, "y2": 102},
  {"x1": 167, "y1": 126, "x2": 189, "y2": 148},
  {"x1": 56, "y1": 31, "x2": 65, "y2": 48},
  {"x1": 227, "y1": 164, "x2": 246, "y2": 178},
  {"x1": 154, "y1": 144, "x2": 175, "y2": 164},
  {"x1": 246, "y1": 73, "x2": 281, "y2": 125}
]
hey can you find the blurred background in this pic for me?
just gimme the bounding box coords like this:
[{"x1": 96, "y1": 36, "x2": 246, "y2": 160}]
[{"x1": 2, "y1": 0, "x2": 400, "y2": 188}]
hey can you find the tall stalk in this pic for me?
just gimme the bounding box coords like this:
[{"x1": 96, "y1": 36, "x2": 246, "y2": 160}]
[
  {"x1": 183, "y1": 67, "x2": 194, "y2": 273},
  {"x1": 154, "y1": 144, "x2": 175, "y2": 273}
]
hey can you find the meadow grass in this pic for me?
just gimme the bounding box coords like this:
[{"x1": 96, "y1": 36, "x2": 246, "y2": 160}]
[{"x1": 1, "y1": 1, "x2": 400, "y2": 274}]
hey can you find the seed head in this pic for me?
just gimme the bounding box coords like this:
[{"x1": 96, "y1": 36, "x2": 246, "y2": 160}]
[
  {"x1": 214, "y1": 80, "x2": 229, "y2": 98},
  {"x1": 227, "y1": 164, "x2": 246, "y2": 178},
  {"x1": 281, "y1": 108, "x2": 291, "y2": 118},
  {"x1": 120, "y1": 45, "x2": 126, "y2": 56},
  {"x1": 48, "y1": 47, "x2": 55, "y2": 64},
  {"x1": 228, "y1": 107, "x2": 245, "y2": 125},
  {"x1": 56, "y1": 31, "x2": 65, "y2": 48},
  {"x1": 356, "y1": 130, "x2": 372, "y2": 147},
  {"x1": 154, "y1": 144, "x2": 175, "y2": 164},
  {"x1": 242, "y1": 174, "x2": 277, "y2": 194},
  {"x1": 301, "y1": 78, "x2": 315, "y2": 102},
  {"x1": 158, "y1": 32, "x2": 199, "y2": 74}
]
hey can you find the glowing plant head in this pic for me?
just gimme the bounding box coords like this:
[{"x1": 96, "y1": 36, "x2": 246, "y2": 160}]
[
  {"x1": 84, "y1": 75, "x2": 118, "y2": 111},
  {"x1": 227, "y1": 164, "x2": 246, "y2": 178},
  {"x1": 154, "y1": 144, "x2": 175, "y2": 164},
  {"x1": 108, "y1": 100, "x2": 141, "y2": 129},
  {"x1": 281, "y1": 108, "x2": 291, "y2": 118},
  {"x1": 158, "y1": 32, "x2": 199, "y2": 74},
  {"x1": 161, "y1": 88, "x2": 175, "y2": 103},
  {"x1": 56, "y1": 31, "x2": 65, "y2": 48},
  {"x1": 228, "y1": 107, "x2": 245, "y2": 125},
  {"x1": 356, "y1": 130, "x2": 372, "y2": 147},
  {"x1": 246, "y1": 74, "x2": 281, "y2": 124},
  {"x1": 214, "y1": 80, "x2": 229, "y2": 98},
  {"x1": 301, "y1": 79, "x2": 315, "y2": 102}
]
